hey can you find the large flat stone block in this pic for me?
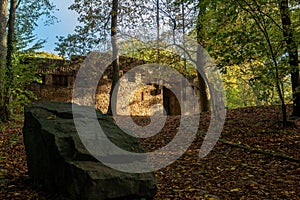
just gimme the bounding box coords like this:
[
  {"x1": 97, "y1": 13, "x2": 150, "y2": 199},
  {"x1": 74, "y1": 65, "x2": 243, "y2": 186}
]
[{"x1": 23, "y1": 101, "x2": 157, "y2": 200}]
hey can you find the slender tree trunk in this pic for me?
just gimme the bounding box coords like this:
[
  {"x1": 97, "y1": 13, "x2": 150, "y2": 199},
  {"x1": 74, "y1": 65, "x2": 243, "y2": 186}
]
[
  {"x1": 0, "y1": 0, "x2": 13, "y2": 122},
  {"x1": 0, "y1": 0, "x2": 8, "y2": 122},
  {"x1": 234, "y1": 0, "x2": 288, "y2": 126},
  {"x1": 156, "y1": 0, "x2": 160, "y2": 62},
  {"x1": 107, "y1": 0, "x2": 119, "y2": 115},
  {"x1": 278, "y1": 0, "x2": 300, "y2": 117},
  {"x1": 196, "y1": 2, "x2": 209, "y2": 112},
  {"x1": 181, "y1": 2, "x2": 187, "y2": 102},
  {"x1": 0, "y1": 0, "x2": 8, "y2": 69},
  {"x1": 0, "y1": 0, "x2": 8, "y2": 101},
  {"x1": 6, "y1": 0, "x2": 16, "y2": 74}
]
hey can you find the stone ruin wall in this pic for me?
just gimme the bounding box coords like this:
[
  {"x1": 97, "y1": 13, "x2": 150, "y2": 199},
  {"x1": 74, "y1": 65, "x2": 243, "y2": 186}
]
[
  {"x1": 28, "y1": 56, "x2": 202, "y2": 116},
  {"x1": 29, "y1": 57, "x2": 165, "y2": 116}
]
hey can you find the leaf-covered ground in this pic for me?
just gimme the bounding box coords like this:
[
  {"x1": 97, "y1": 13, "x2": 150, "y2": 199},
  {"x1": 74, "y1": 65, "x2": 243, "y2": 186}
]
[{"x1": 0, "y1": 105, "x2": 299, "y2": 199}]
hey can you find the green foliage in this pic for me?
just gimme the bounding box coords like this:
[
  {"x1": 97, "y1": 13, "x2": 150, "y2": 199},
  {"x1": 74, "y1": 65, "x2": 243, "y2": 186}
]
[
  {"x1": 55, "y1": 0, "x2": 299, "y2": 111},
  {"x1": 55, "y1": 0, "x2": 116, "y2": 57},
  {"x1": 8, "y1": 53, "x2": 42, "y2": 112},
  {"x1": 186, "y1": 0, "x2": 299, "y2": 109},
  {"x1": 123, "y1": 44, "x2": 197, "y2": 79},
  {"x1": 0, "y1": 0, "x2": 58, "y2": 122},
  {"x1": 288, "y1": 0, "x2": 300, "y2": 43},
  {"x1": 1, "y1": 51, "x2": 63, "y2": 116},
  {"x1": 55, "y1": 0, "x2": 197, "y2": 58},
  {"x1": 55, "y1": 32, "x2": 101, "y2": 58},
  {"x1": 15, "y1": 0, "x2": 58, "y2": 52},
  {"x1": 221, "y1": 63, "x2": 293, "y2": 109},
  {"x1": 25, "y1": 51, "x2": 63, "y2": 59}
]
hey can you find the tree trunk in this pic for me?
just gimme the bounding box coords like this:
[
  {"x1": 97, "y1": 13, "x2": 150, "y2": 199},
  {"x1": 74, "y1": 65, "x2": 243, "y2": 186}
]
[
  {"x1": 0, "y1": 0, "x2": 8, "y2": 69},
  {"x1": 0, "y1": 0, "x2": 9, "y2": 122},
  {"x1": 196, "y1": 2, "x2": 209, "y2": 112},
  {"x1": 6, "y1": 0, "x2": 17, "y2": 75},
  {"x1": 156, "y1": 0, "x2": 160, "y2": 62},
  {"x1": 107, "y1": 0, "x2": 119, "y2": 115},
  {"x1": 0, "y1": 0, "x2": 8, "y2": 111},
  {"x1": 278, "y1": 0, "x2": 300, "y2": 117}
]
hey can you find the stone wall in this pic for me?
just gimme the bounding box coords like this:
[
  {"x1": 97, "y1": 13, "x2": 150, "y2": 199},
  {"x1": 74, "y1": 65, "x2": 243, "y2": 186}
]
[{"x1": 28, "y1": 56, "x2": 200, "y2": 116}]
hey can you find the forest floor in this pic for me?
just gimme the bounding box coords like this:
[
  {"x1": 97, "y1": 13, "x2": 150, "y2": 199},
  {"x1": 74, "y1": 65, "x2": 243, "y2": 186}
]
[{"x1": 0, "y1": 105, "x2": 299, "y2": 199}]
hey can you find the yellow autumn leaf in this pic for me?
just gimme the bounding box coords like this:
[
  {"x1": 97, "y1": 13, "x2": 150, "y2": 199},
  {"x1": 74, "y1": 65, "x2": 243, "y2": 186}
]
[
  {"x1": 208, "y1": 198, "x2": 217, "y2": 200},
  {"x1": 47, "y1": 115, "x2": 57, "y2": 120},
  {"x1": 230, "y1": 188, "x2": 240, "y2": 192}
]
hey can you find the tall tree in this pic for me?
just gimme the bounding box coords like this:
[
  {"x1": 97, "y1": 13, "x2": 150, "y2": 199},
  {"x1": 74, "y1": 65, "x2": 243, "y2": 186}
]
[
  {"x1": 0, "y1": 0, "x2": 8, "y2": 122},
  {"x1": 278, "y1": 0, "x2": 300, "y2": 117},
  {"x1": 0, "y1": 0, "x2": 8, "y2": 68},
  {"x1": 107, "y1": 0, "x2": 120, "y2": 115},
  {"x1": 187, "y1": 0, "x2": 299, "y2": 124},
  {"x1": 196, "y1": 0, "x2": 209, "y2": 112},
  {"x1": 0, "y1": 0, "x2": 17, "y2": 122},
  {"x1": 6, "y1": 0, "x2": 17, "y2": 84},
  {"x1": 232, "y1": 0, "x2": 300, "y2": 126},
  {"x1": 0, "y1": 0, "x2": 56, "y2": 122},
  {"x1": 55, "y1": 0, "x2": 147, "y2": 57}
]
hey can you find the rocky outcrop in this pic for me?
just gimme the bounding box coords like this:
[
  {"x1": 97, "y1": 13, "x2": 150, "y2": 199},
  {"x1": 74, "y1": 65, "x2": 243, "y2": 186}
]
[{"x1": 23, "y1": 101, "x2": 157, "y2": 200}]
